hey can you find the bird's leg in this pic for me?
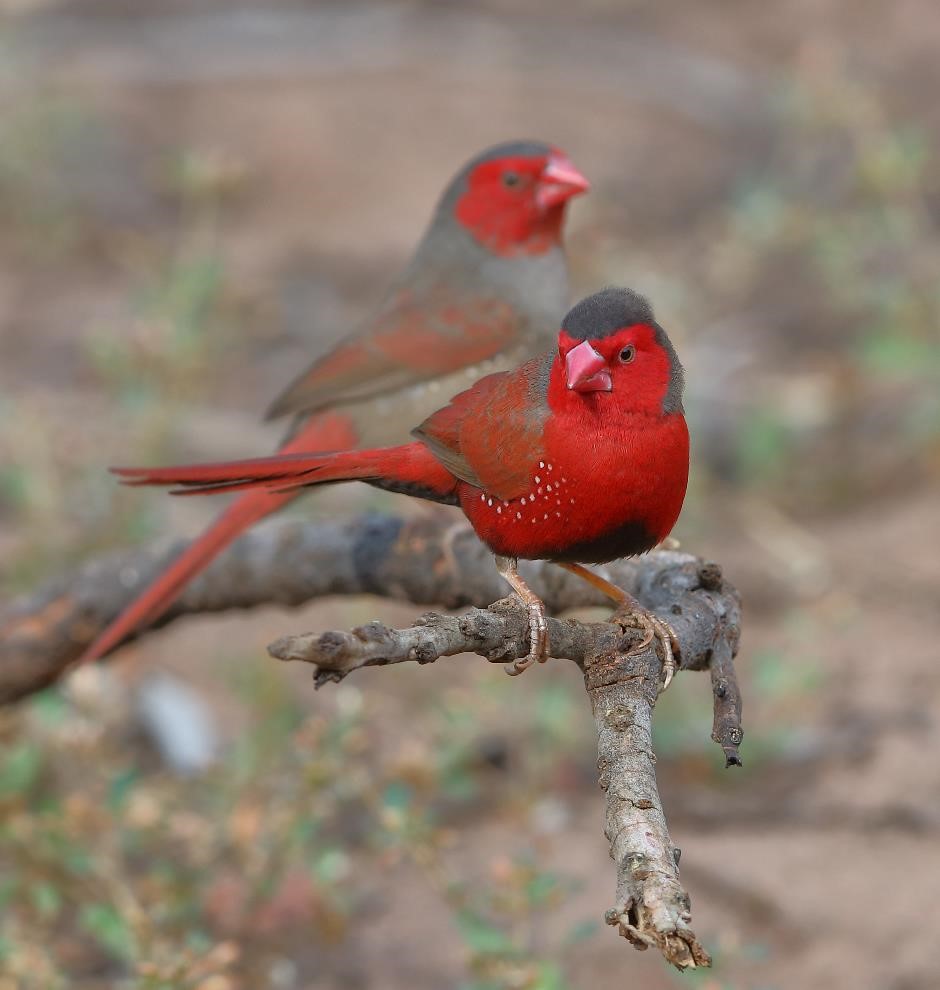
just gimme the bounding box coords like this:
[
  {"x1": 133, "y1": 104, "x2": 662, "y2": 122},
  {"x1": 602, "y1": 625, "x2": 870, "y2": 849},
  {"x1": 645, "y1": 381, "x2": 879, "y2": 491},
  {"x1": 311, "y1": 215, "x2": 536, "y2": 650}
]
[
  {"x1": 494, "y1": 555, "x2": 548, "y2": 676},
  {"x1": 555, "y1": 562, "x2": 680, "y2": 691}
]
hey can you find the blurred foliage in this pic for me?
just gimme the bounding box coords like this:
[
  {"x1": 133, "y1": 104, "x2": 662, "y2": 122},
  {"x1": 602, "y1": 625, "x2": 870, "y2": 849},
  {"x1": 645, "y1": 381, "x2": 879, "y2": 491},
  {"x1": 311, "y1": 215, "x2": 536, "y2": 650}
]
[
  {"x1": 0, "y1": 661, "x2": 598, "y2": 989},
  {"x1": 704, "y1": 66, "x2": 940, "y2": 506},
  {"x1": 0, "y1": 107, "x2": 250, "y2": 590},
  {"x1": 0, "y1": 93, "x2": 90, "y2": 255}
]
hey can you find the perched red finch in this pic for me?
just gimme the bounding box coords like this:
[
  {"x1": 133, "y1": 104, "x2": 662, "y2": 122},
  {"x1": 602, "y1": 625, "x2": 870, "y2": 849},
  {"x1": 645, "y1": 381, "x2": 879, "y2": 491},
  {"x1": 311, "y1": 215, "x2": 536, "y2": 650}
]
[{"x1": 115, "y1": 288, "x2": 689, "y2": 683}]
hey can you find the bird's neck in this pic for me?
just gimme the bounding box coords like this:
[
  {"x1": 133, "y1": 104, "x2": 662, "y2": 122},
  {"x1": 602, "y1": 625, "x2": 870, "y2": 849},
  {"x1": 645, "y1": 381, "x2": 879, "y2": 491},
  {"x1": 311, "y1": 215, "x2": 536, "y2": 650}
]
[{"x1": 458, "y1": 203, "x2": 567, "y2": 258}]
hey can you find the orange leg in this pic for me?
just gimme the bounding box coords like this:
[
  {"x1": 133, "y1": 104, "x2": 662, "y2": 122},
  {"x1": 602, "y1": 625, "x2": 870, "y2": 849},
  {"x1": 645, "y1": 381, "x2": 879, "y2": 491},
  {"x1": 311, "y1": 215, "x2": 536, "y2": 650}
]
[{"x1": 555, "y1": 562, "x2": 679, "y2": 691}]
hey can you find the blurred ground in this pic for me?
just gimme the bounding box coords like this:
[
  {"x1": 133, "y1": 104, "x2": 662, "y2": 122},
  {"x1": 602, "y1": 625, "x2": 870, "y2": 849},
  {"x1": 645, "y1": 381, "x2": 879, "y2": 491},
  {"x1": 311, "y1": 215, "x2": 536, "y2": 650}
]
[{"x1": 1, "y1": 1, "x2": 939, "y2": 988}]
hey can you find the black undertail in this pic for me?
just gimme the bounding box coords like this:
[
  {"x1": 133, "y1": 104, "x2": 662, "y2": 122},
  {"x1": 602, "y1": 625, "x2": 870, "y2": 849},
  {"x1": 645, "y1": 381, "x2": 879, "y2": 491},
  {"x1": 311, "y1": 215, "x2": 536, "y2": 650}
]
[{"x1": 366, "y1": 477, "x2": 460, "y2": 506}]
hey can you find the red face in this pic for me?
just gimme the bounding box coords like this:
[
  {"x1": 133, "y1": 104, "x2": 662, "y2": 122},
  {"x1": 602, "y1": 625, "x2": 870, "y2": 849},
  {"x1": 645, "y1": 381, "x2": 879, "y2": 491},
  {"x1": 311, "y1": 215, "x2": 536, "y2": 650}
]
[
  {"x1": 454, "y1": 149, "x2": 590, "y2": 257},
  {"x1": 553, "y1": 324, "x2": 678, "y2": 417}
]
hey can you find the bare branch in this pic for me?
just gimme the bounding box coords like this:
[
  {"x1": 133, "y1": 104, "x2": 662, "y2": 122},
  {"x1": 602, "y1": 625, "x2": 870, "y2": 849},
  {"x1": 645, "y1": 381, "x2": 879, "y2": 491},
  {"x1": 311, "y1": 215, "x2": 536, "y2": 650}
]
[
  {"x1": 588, "y1": 644, "x2": 711, "y2": 968},
  {"x1": 268, "y1": 589, "x2": 729, "y2": 967},
  {"x1": 0, "y1": 515, "x2": 742, "y2": 743},
  {"x1": 268, "y1": 601, "x2": 630, "y2": 683}
]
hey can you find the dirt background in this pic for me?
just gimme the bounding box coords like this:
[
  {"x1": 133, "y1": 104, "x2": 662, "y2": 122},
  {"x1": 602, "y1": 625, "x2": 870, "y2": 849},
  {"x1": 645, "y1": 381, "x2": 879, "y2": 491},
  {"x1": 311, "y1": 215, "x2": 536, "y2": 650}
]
[{"x1": 1, "y1": 2, "x2": 939, "y2": 988}]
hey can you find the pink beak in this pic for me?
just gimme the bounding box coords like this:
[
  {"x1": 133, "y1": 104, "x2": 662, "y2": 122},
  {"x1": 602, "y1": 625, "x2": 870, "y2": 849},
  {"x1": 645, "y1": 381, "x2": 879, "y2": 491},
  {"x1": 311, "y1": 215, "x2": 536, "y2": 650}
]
[
  {"x1": 536, "y1": 152, "x2": 591, "y2": 211},
  {"x1": 565, "y1": 340, "x2": 611, "y2": 393}
]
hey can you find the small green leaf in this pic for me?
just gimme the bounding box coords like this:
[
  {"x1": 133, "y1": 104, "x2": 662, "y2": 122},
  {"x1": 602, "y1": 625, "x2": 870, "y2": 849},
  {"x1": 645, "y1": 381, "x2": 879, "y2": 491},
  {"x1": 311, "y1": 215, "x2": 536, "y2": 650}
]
[
  {"x1": 31, "y1": 881, "x2": 61, "y2": 919},
  {"x1": 0, "y1": 742, "x2": 43, "y2": 797},
  {"x1": 79, "y1": 902, "x2": 136, "y2": 961},
  {"x1": 533, "y1": 962, "x2": 570, "y2": 990},
  {"x1": 382, "y1": 781, "x2": 412, "y2": 812},
  {"x1": 456, "y1": 911, "x2": 516, "y2": 955},
  {"x1": 30, "y1": 688, "x2": 69, "y2": 725},
  {"x1": 860, "y1": 331, "x2": 940, "y2": 376},
  {"x1": 525, "y1": 871, "x2": 559, "y2": 906},
  {"x1": 107, "y1": 768, "x2": 140, "y2": 810}
]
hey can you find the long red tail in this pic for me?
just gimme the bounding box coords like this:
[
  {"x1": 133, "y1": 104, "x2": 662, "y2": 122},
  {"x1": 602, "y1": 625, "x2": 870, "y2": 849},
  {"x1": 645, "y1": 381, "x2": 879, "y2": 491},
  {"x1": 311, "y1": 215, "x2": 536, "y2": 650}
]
[
  {"x1": 110, "y1": 441, "x2": 455, "y2": 493},
  {"x1": 80, "y1": 417, "x2": 453, "y2": 663}
]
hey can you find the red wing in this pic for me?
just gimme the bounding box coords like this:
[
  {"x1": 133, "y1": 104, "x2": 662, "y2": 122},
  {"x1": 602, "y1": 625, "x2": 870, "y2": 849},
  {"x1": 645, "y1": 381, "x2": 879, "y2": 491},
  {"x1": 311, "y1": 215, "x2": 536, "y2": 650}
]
[
  {"x1": 266, "y1": 290, "x2": 522, "y2": 420},
  {"x1": 412, "y1": 353, "x2": 552, "y2": 501}
]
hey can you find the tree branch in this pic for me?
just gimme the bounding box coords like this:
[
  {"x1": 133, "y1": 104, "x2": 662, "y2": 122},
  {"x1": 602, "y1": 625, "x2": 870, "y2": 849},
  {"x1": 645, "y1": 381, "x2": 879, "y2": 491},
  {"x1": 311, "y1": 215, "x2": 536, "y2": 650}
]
[
  {"x1": 0, "y1": 511, "x2": 742, "y2": 968},
  {"x1": 268, "y1": 586, "x2": 733, "y2": 967}
]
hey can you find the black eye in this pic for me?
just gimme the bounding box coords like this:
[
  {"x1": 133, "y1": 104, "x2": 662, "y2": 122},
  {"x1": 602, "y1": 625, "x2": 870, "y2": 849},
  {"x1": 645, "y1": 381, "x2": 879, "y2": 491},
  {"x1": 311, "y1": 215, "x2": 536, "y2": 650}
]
[
  {"x1": 619, "y1": 344, "x2": 636, "y2": 364},
  {"x1": 502, "y1": 171, "x2": 520, "y2": 188}
]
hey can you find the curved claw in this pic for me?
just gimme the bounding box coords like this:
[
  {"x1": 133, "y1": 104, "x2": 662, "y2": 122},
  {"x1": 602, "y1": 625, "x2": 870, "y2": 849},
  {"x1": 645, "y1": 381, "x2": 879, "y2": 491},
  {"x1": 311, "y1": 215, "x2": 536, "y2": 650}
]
[
  {"x1": 505, "y1": 596, "x2": 548, "y2": 676},
  {"x1": 551, "y1": 561, "x2": 680, "y2": 692},
  {"x1": 618, "y1": 608, "x2": 680, "y2": 692},
  {"x1": 495, "y1": 555, "x2": 550, "y2": 677}
]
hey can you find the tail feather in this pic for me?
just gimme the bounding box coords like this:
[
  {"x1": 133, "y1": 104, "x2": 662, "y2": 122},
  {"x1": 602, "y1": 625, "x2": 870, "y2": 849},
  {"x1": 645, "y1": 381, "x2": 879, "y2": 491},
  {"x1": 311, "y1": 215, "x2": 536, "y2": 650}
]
[
  {"x1": 81, "y1": 435, "x2": 456, "y2": 663},
  {"x1": 83, "y1": 452, "x2": 381, "y2": 663},
  {"x1": 80, "y1": 412, "x2": 363, "y2": 663},
  {"x1": 167, "y1": 479, "x2": 310, "y2": 497},
  {"x1": 80, "y1": 490, "x2": 296, "y2": 662},
  {"x1": 112, "y1": 452, "x2": 324, "y2": 488},
  {"x1": 114, "y1": 448, "x2": 383, "y2": 495}
]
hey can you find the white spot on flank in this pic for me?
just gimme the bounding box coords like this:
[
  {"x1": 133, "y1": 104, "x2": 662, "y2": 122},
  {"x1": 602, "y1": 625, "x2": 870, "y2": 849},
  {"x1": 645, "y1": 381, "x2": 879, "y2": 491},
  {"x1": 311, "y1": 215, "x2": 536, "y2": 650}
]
[
  {"x1": 487, "y1": 498, "x2": 493, "y2": 506},
  {"x1": 570, "y1": 498, "x2": 575, "y2": 504},
  {"x1": 480, "y1": 494, "x2": 485, "y2": 501},
  {"x1": 539, "y1": 461, "x2": 545, "y2": 468},
  {"x1": 516, "y1": 512, "x2": 522, "y2": 520},
  {"x1": 543, "y1": 513, "x2": 548, "y2": 520},
  {"x1": 535, "y1": 475, "x2": 541, "y2": 484},
  {"x1": 556, "y1": 511, "x2": 561, "y2": 518},
  {"x1": 537, "y1": 487, "x2": 543, "y2": 495},
  {"x1": 497, "y1": 506, "x2": 502, "y2": 514},
  {"x1": 546, "y1": 484, "x2": 552, "y2": 492},
  {"x1": 547, "y1": 464, "x2": 553, "y2": 471}
]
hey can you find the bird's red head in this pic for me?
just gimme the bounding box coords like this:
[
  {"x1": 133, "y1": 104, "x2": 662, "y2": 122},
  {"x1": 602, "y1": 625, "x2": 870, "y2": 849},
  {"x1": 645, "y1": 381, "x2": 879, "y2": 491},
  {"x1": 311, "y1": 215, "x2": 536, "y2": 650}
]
[
  {"x1": 552, "y1": 288, "x2": 685, "y2": 417},
  {"x1": 452, "y1": 141, "x2": 589, "y2": 257}
]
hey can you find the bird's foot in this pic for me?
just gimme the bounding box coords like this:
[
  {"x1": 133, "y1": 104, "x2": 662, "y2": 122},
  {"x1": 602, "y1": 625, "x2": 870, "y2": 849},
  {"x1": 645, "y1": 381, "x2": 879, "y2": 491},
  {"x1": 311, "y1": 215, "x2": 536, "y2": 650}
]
[
  {"x1": 615, "y1": 604, "x2": 680, "y2": 692},
  {"x1": 494, "y1": 555, "x2": 550, "y2": 677},
  {"x1": 505, "y1": 596, "x2": 548, "y2": 676},
  {"x1": 553, "y1": 561, "x2": 680, "y2": 692}
]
